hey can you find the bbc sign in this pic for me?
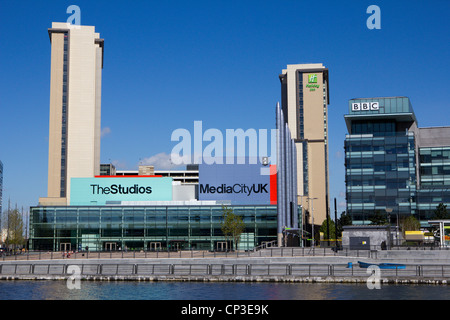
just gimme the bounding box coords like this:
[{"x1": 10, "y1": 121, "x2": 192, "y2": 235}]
[{"x1": 351, "y1": 102, "x2": 379, "y2": 111}]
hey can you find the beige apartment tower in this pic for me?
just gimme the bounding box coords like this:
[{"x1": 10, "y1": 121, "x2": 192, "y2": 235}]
[
  {"x1": 39, "y1": 23, "x2": 104, "y2": 206},
  {"x1": 279, "y1": 63, "x2": 330, "y2": 226}
]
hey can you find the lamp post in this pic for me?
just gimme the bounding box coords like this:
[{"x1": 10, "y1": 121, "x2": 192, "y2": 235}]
[
  {"x1": 395, "y1": 212, "x2": 400, "y2": 247},
  {"x1": 307, "y1": 197, "x2": 318, "y2": 247},
  {"x1": 386, "y1": 208, "x2": 393, "y2": 250},
  {"x1": 299, "y1": 194, "x2": 305, "y2": 247}
]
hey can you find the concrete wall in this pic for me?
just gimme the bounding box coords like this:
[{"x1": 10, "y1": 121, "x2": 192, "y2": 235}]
[
  {"x1": 173, "y1": 184, "x2": 196, "y2": 201},
  {"x1": 342, "y1": 227, "x2": 400, "y2": 249},
  {"x1": 418, "y1": 127, "x2": 450, "y2": 148}
]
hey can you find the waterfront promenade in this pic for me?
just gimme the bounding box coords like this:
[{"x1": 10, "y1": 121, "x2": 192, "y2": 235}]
[{"x1": 1, "y1": 248, "x2": 450, "y2": 284}]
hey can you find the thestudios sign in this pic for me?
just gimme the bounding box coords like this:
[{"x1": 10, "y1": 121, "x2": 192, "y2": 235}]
[
  {"x1": 351, "y1": 101, "x2": 380, "y2": 112},
  {"x1": 90, "y1": 184, "x2": 152, "y2": 195},
  {"x1": 70, "y1": 177, "x2": 173, "y2": 205},
  {"x1": 198, "y1": 161, "x2": 276, "y2": 204}
]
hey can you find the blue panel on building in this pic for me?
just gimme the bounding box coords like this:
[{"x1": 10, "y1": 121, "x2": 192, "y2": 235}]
[{"x1": 198, "y1": 162, "x2": 273, "y2": 204}]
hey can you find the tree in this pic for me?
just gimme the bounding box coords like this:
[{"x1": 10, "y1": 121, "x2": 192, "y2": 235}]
[
  {"x1": 433, "y1": 203, "x2": 449, "y2": 219},
  {"x1": 5, "y1": 207, "x2": 26, "y2": 251},
  {"x1": 221, "y1": 206, "x2": 245, "y2": 251},
  {"x1": 369, "y1": 210, "x2": 388, "y2": 225},
  {"x1": 400, "y1": 216, "x2": 420, "y2": 237},
  {"x1": 337, "y1": 211, "x2": 352, "y2": 237},
  {"x1": 319, "y1": 218, "x2": 336, "y2": 241}
]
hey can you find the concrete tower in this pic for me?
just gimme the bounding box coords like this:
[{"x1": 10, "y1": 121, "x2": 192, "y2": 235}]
[
  {"x1": 279, "y1": 63, "x2": 330, "y2": 226},
  {"x1": 40, "y1": 23, "x2": 104, "y2": 206}
]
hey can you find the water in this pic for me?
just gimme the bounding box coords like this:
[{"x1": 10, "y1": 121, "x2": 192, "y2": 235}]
[{"x1": 0, "y1": 280, "x2": 449, "y2": 300}]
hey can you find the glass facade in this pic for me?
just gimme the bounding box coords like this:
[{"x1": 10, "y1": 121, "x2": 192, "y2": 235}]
[
  {"x1": 416, "y1": 146, "x2": 450, "y2": 220},
  {"x1": 419, "y1": 147, "x2": 450, "y2": 188},
  {"x1": 345, "y1": 132, "x2": 416, "y2": 222},
  {"x1": 348, "y1": 96, "x2": 414, "y2": 115},
  {"x1": 29, "y1": 205, "x2": 294, "y2": 252},
  {"x1": 416, "y1": 189, "x2": 450, "y2": 220},
  {"x1": 345, "y1": 97, "x2": 450, "y2": 224}
]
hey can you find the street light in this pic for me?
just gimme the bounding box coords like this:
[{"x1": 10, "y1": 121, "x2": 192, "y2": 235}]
[
  {"x1": 299, "y1": 194, "x2": 305, "y2": 247},
  {"x1": 386, "y1": 208, "x2": 393, "y2": 250},
  {"x1": 307, "y1": 197, "x2": 318, "y2": 247}
]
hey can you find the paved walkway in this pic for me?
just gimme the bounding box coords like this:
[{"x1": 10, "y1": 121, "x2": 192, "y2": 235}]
[
  {"x1": 2, "y1": 249, "x2": 450, "y2": 284},
  {"x1": 1, "y1": 250, "x2": 264, "y2": 261}
]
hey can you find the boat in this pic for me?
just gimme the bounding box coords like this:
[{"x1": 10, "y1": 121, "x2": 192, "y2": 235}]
[{"x1": 357, "y1": 261, "x2": 406, "y2": 269}]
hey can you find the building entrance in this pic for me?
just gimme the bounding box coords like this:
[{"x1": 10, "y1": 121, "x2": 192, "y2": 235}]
[
  {"x1": 216, "y1": 241, "x2": 228, "y2": 252},
  {"x1": 104, "y1": 242, "x2": 117, "y2": 251},
  {"x1": 60, "y1": 243, "x2": 71, "y2": 251},
  {"x1": 148, "y1": 242, "x2": 162, "y2": 251}
]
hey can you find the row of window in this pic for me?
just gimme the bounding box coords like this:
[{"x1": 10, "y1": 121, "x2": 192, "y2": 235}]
[
  {"x1": 347, "y1": 161, "x2": 414, "y2": 171},
  {"x1": 350, "y1": 120, "x2": 396, "y2": 135},
  {"x1": 419, "y1": 148, "x2": 450, "y2": 187},
  {"x1": 419, "y1": 147, "x2": 450, "y2": 162},
  {"x1": 60, "y1": 33, "x2": 69, "y2": 197},
  {"x1": 420, "y1": 165, "x2": 450, "y2": 175},
  {"x1": 31, "y1": 206, "x2": 282, "y2": 224}
]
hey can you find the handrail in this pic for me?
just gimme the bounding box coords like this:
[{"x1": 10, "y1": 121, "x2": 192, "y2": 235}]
[
  {"x1": 2, "y1": 262, "x2": 450, "y2": 279},
  {"x1": 3, "y1": 244, "x2": 450, "y2": 262}
]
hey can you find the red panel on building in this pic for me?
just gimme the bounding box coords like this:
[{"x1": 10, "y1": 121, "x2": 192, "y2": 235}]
[{"x1": 270, "y1": 165, "x2": 277, "y2": 205}]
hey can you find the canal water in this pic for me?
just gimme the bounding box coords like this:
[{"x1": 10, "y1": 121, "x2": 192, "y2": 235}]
[{"x1": 0, "y1": 280, "x2": 449, "y2": 300}]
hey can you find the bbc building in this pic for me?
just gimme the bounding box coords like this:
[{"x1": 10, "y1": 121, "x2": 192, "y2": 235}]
[
  {"x1": 344, "y1": 97, "x2": 450, "y2": 226},
  {"x1": 30, "y1": 22, "x2": 300, "y2": 252}
]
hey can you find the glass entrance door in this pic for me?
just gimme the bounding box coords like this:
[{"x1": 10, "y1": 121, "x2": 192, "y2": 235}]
[
  {"x1": 104, "y1": 242, "x2": 117, "y2": 251},
  {"x1": 60, "y1": 243, "x2": 71, "y2": 251}
]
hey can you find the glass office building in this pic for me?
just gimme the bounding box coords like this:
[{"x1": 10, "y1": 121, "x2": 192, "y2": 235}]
[
  {"x1": 29, "y1": 205, "x2": 291, "y2": 252},
  {"x1": 344, "y1": 132, "x2": 417, "y2": 221},
  {"x1": 344, "y1": 97, "x2": 450, "y2": 225},
  {"x1": 418, "y1": 147, "x2": 450, "y2": 188},
  {"x1": 416, "y1": 146, "x2": 450, "y2": 221}
]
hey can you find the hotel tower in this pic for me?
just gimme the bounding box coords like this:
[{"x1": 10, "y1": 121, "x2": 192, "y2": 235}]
[
  {"x1": 279, "y1": 63, "x2": 330, "y2": 227},
  {"x1": 39, "y1": 23, "x2": 104, "y2": 206}
]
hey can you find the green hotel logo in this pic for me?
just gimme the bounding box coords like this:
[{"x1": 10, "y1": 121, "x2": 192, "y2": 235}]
[
  {"x1": 306, "y1": 73, "x2": 320, "y2": 91},
  {"x1": 308, "y1": 74, "x2": 317, "y2": 83}
]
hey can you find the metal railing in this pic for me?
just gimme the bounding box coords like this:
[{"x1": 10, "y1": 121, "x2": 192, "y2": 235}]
[
  {"x1": 1, "y1": 262, "x2": 450, "y2": 279},
  {"x1": 0, "y1": 247, "x2": 356, "y2": 261},
  {"x1": 3, "y1": 244, "x2": 450, "y2": 262},
  {"x1": 1, "y1": 249, "x2": 284, "y2": 261}
]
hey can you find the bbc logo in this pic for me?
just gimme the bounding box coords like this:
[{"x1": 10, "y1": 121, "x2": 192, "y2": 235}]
[{"x1": 352, "y1": 102, "x2": 379, "y2": 111}]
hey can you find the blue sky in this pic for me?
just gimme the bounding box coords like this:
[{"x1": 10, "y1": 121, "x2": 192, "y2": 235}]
[{"x1": 0, "y1": 0, "x2": 449, "y2": 214}]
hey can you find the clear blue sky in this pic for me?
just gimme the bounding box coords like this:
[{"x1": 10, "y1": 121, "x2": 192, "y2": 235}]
[{"x1": 0, "y1": 0, "x2": 449, "y2": 214}]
